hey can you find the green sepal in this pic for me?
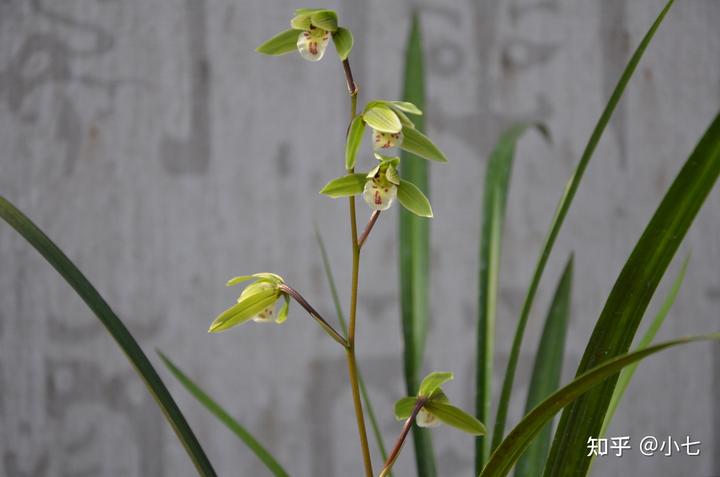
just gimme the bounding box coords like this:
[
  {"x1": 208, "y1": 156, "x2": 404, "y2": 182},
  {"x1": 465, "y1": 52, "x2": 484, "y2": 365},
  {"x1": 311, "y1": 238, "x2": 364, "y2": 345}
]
[
  {"x1": 418, "y1": 371, "x2": 454, "y2": 397},
  {"x1": 319, "y1": 173, "x2": 367, "y2": 198},
  {"x1": 290, "y1": 14, "x2": 312, "y2": 30},
  {"x1": 424, "y1": 401, "x2": 487, "y2": 436},
  {"x1": 252, "y1": 272, "x2": 284, "y2": 284},
  {"x1": 209, "y1": 286, "x2": 279, "y2": 333},
  {"x1": 392, "y1": 101, "x2": 423, "y2": 115},
  {"x1": 227, "y1": 273, "x2": 283, "y2": 287},
  {"x1": 394, "y1": 397, "x2": 418, "y2": 420},
  {"x1": 373, "y1": 153, "x2": 401, "y2": 168},
  {"x1": 276, "y1": 295, "x2": 290, "y2": 324},
  {"x1": 332, "y1": 27, "x2": 354, "y2": 60},
  {"x1": 295, "y1": 8, "x2": 323, "y2": 15},
  {"x1": 310, "y1": 10, "x2": 338, "y2": 32},
  {"x1": 400, "y1": 126, "x2": 447, "y2": 162},
  {"x1": 256, "y1": 29, "x2": 300, "y2": 56},
  {"x1": 226, "y1": 275, "x2": 253, "y2": 287},
  {"x1": 345, "y1": 116, "x2": 366, "y2": 170},
  {"x1": 397, "y1": 179, "x2": 433, "y2": 218},
  {"x1": 393, "y1": 108, "x2": 416, "y2": 129},
  {"x1": 363, "y1": 105, "x2": 402, "y2": 134}
]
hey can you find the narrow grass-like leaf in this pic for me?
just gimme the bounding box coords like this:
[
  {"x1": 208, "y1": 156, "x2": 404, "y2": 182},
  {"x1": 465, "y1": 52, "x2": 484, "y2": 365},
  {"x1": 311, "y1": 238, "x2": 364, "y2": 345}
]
[
  {"x1": 599, "y1": 254, "x2": 690, "y2": 439},
  {"x1": 0, "y1": 195, "x2": 216, "y2": 476},
  {"x1": 491, "y1": 0, "x2": 676, "y2": 451},
  {"x1": 480, "y1": 333, "x2": 720, "y2": 477},
  {"x1": 314, "y1": 229, "x2": 389, "y2": 466},
  {"x1": 475, "y1": 123, "x2": 545, "y2": 471},
  {"x1": 159, "y1": 352, "x2": 289, "y2": 477},
  {"x1": 398, "y1": 11, "x2": 437, "y2": 477},
  {"x1": 514, "y1": 255, "x2": 573, "y2": 477},
  {"x1": 544, "y1": 111, "x2": 720, "y2": 476}
]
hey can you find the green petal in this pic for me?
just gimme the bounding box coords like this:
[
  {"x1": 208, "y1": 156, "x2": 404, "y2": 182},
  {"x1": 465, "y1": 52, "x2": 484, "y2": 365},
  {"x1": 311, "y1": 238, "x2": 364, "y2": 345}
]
[
  {"x1": 392, "y1": 108, "x2": 416, "y2": 129},
  {"x1": 386, "y1": 165, "x2": 400, "y2": 186},
  {"x1": 295, "y1": 8, "x2": 323, "y2": 15},
  {"x1": 226, "y1": 275, "x2": 254, "y2": 287},
  {"x1": 256, "y1": 29, "x2": 300, "y2": 56},
  {"x1": 363, "y1": 105, "x2": 402, "y2": 134},
  {"x1": 345, "y1": 116, "x2": 366, "y2": 170},
  {"x1": 251, "y1": 272, "x2": 284, "y2": 284},
  {"x1": 392, "y1": 101, "x2": 423, "y2": 115},
  {"x1": 418, "y1": 371, "x2": 454, "y2": 397},
  {"x1": 290, "y1": 14, "x2": 312, "y2": 30},
  {"x1": 332, "y1": 27, "x2": 354, "y2": 60},
  {"x1": 320, "y1": 173, "x2": 367, "y2": 198},
  {"x1": 276, "y1": 295, "x2": 290, "y2": 324},
  {"x1": 310, "y1": 10, "x2": 338, "y2": 32},
  {"x1": 374, "y1": 153, "x2": 401, "y2": 168},
  {"x1": 397, "y1": 179, "x2": 433, "y2": 218},
  {"x1": 367, "y1": 165, "x2": 381, "y2": 179},
  {"x1": 400, "y1": 126, "x2": 447, "y2": 162},
  {"x1": 209, "y1": 288, "x2": 279, "y2": 333},
  {"x1": 424, "y1": 401, "x2": 487, "y2": 436},
  {"x1": 394, "y1": 396, "x2": 418, "y2": 420}
]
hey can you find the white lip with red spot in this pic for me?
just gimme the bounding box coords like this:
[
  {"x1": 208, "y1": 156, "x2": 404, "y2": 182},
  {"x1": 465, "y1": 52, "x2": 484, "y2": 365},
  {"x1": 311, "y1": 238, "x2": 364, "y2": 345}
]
[
  {"x1": 362, "y1": 177, "x2": 397, "y2": 211},
  {"x1": 297, "y1": 26, "x2": 331, "y2": 61},
  {"x1": 373, "y1": 130, "x2": 404, "y2": 150},
  {"x1": 416, "y1": 407, "x2": 441, "y2": 428},
  {"x1": 251, "y1": 305, "x2": 277, "y2": 323}
]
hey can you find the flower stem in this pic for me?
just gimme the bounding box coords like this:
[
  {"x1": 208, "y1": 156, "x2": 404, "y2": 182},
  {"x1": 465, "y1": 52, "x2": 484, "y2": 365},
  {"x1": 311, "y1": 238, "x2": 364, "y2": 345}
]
[
  {"x1": 278, "y1": 284, "x2": 348, "y2": 348},
  {"x1": 379, "y1": 398, "x2": 428, "y2": 477},
  {"x1": 358, "y1": 211, "x2": 381, "y2": 249},
  {"x1": 342, "y1": 57, "x2": 374, "y2": 477}
]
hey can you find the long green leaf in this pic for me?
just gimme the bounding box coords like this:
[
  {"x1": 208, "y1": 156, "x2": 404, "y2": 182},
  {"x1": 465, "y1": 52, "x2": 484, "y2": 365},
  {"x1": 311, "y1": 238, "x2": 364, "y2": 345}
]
[
  {"x1": 475, "y1": 123, "x2": 546, "y2": 472},
  {"x1": 514, "y1": 255, "x2": 573, "y2": 477},
  {"x1": 0, "y1": 195, "x2": 216, "y2": 476},
  {"x1": 480, "y1": 333, "x2": 720, "y2": 477},
  {"x1": 545, "y1": 111, "x2": 720, "y2": 476},
  {"x1": 314, "y1": 229, "x2": 389, "y2": 467},
  {"x1": 398, "y1": 11, "x2": 436, "y2": 477},
  {"x1": 599, "y1": 253, "x2": 690, "y2": 438},
  {"x1": 158, "y1": 352, "x2": 290, "y2": 477},
  {"x1": 491, "y1": 0, "x2": 676, "y2": 450}
]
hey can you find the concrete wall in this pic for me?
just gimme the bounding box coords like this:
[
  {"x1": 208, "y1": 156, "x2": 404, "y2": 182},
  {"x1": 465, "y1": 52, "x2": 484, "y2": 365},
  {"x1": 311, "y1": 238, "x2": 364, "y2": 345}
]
[{"x1": 1, "y1": 0, "x2": 719, "y2": 475}]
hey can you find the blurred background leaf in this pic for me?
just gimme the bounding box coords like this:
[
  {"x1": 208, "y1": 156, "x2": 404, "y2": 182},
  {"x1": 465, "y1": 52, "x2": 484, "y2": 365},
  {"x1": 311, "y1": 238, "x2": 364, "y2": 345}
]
[
  {"x1": 159, "y1": 352, "x2": 290, "y2": 477},
  {"x1": 0, "y1": 195, "x2": 216, "y2": 476},
  {"x1": 398, "y1": 11, "x2": 436, "y2": 477}
]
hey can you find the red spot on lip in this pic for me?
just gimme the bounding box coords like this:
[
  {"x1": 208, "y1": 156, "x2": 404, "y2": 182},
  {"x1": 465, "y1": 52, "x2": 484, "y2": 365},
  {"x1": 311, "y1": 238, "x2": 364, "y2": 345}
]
[
  {"x1": 309, "y1": 42, "x2": 318, "y2": 55},
  {"x1": 374, "y1": 191, "x2": 382, "y2": 205}
]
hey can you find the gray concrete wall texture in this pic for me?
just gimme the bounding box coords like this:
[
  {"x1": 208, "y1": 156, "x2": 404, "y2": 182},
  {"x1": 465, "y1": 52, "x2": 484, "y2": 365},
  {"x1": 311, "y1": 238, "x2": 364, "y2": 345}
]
[{"x1": 1, "y1": 0, "x2": 719, "y2": 475}]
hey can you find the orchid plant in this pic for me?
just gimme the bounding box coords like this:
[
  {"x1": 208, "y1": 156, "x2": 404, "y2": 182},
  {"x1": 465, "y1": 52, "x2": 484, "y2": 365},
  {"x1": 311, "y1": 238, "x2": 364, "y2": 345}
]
[
  {"x1": 216, "y1": 9, "x2": 480, "y2": 476},
  {"x1": 2, "y1": 1, "x2": 719, "y2": 476}
]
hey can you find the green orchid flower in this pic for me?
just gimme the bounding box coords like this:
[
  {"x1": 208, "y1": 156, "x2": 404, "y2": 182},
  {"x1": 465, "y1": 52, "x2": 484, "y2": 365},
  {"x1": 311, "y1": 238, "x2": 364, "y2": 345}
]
[
  {"x1": 208, "y1": 273, "x2": 290, "y2": 333},
  {"x1": 393, "y1": 371, "x2": 487, "y2": 435},
  {"x1": 320, "y1": 154, "x2": 434, "y2": 217},
  {"x1": 255, "y1": 9, "x2": 354, "y2": 62}
]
